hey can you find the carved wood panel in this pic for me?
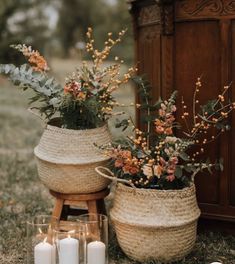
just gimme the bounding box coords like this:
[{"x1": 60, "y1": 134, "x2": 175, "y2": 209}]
[
  {"x1": 138, "y1": 5, "x2": 161, "y2": 26},
  {"x1": 175, "y1": 0, "x2": 235, "y2": 20}
]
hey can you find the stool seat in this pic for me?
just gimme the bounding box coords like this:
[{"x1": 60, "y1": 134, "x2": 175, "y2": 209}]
[{"x1": 50, "y1": 188, "x2": 109, "y2": 221}]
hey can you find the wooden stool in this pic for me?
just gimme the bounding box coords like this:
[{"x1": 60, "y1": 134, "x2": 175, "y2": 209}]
[{"x1": 50, "y1": 188, "x2": 109, "y2": 221}]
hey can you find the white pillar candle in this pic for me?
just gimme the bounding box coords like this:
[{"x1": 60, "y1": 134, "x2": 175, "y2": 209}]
[
  {"x1": 51, "y1": 244, "x2": 56, "y2": 264},
  {"x1": 34, "y1": 238, "x2": 53, "y2": 264},
  {"x1": 59, "y1": 236, "x2": 79, "y2": 264},
  {"x1": 87, "y1": 241, "x2": 106, "y2": 264}
]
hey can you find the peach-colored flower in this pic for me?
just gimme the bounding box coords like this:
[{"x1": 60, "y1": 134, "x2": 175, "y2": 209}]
[
  {"x1": 153, "y1": 165, "x2": 163, "y2": 178},
  {"x1": 167, "y1": 168, "x2": 175, "y2": 174},
  {"x1": 121, "y1": 150, "x2": 132, "y2": 159},
  {"x1": 166, "y1": 174, "x2": 175, "y2": 182},
  {"x1": 64, "y1": 85, "x2": 71, "y2": 94},
  {"x1": 77, "y1": 91, "x2": 86, "y2": 100},
  {"x1": 159, "y1": 157, "x2": 166, "y2": 166},
  {"x1": 115, "y1": 159, "x2": 124, "y2": 168},
  {"x1": 170, "y1": 157, "x2": 178, "y2": 165},
  {"x1": 171, "y1": 105, "x2": 177, "y2": 112},
  {"x1": 21, "y1": 47, "x2": 49, "y2": 72},
  {"x1": 64, "y1": 81, "x2": 84, "y2": 99},
  {"x1": 159, "y1": 109, "x2": 166, "y2": 117},
  {"x1": 155, "y1": 119, "x2": 163, "y2": 126},
  {"x1": 156, "y1": 126, "x2": 164, "y2": 134},
  {"x1": 129, "y1": 166, "x2": 139, "y2": 175},
  {"x1": 142, "y1": 164, "x2": 153, "y2": 178},
  {"x1": 166, "y1": 114, "x2": 175, "y2": 124},
  {"x1": 123, "y1": 164, "x2": 138, "y2": 175},
  {"x1": 165, "y1": 127, "x2": 173, "y2": 135}
]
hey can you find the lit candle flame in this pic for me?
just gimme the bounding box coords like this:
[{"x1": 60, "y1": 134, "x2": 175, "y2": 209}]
[{"x1": 38, "y1": 228, "x2": 43, "y2": 234}]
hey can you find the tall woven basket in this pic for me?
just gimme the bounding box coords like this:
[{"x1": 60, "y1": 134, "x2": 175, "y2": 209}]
[
  {"x1": 34, "y1": 122, "x2": 111, "y2": 194},
  {"x1": 110, "y1": 183, "x2": 201, "y2": 263}
]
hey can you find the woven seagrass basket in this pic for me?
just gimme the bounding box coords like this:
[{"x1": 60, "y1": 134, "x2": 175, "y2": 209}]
[
  {"x1": 95, "y1": 167, "x2": 201, "y2": 263},
  {"x1": 34, "y1": 122, "x2": 112, "y2": 194}
]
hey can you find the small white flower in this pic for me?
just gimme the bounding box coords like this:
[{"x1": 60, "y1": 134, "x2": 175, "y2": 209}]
[
  {"x1": 165, "y1": 136, "x2": 178, "y2": 143},
  {"x1": 142, "y1": 164, "x2": 154, "y2": 179},
  {"x1": 161, "y1": 103, "x2": 167, "y2": 110},
  {"x1": 153, "y1": 165, "x2": 162, "y2": 178},
  {"x1": 142, "y1": 164, "x2": 162, "y2": 179}
]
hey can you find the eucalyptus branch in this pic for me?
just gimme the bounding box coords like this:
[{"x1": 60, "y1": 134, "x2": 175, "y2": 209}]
[{"x1": 190, "y1": 163, "x2": 214, "y2": 182}]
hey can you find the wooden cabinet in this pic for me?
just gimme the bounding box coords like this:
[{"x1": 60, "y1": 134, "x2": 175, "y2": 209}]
[{"x1": 130, "y1": 0, "x2": 235, "y2": 222}]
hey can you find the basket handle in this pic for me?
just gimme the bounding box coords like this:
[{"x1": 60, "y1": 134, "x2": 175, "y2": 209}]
[{"x1": 95, "y1": 166, "x2": 136, "y2": 188}]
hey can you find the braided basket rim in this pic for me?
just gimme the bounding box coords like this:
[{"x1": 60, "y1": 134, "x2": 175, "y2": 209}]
[
  {"x1": 34, "y1": 123, "x2": 111, "y2": 164},
  {"x1": 34, "y1": 147, "x2": 110, "y2": 165},
  {"x1": 46, "y1": 123, "x2": 108, "y2": 135},
  {"x1": 115, "y1": 182, "x2": 196, "y2": 198},
  {"x1": 34, "y1": 154, "x2": 110, "y2": 166}
]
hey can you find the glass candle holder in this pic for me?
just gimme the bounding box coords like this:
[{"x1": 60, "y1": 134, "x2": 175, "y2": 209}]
[
  {"x1": 54, "y1": 221, "x2": 84, "y2": 264},
  {"x1": 78, "y1": 214, "x2": 108, "y2": 264},
  {"x1": 26, "y1": 215, "x2": 58, "y2": 264}
]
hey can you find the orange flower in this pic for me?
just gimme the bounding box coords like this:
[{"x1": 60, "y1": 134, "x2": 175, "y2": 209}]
[
  {"x1": 21, "y1": 47, "x2": 49, "y2": 72},
  {"x1": 166, "y1": 114, "x2": 175, "y2": 124},
  {"x1": 153, "y1": 165, "x2": 163, "y2": 178},
  {"x1": 156, "y1": 126, "x2": 164, "y2": 134},
  {"x1": 77, "y1": 92, "x2": 86, "y2": 100},
  {"x1": 64, "y1": 85, "x2": 71, "y2": 94},
  {"x1": 165, "y1": 127, "x2": 173, "y2": 135},
  {"x1": 166, "y1": 174, "x2": 175, "y2": 182},
  {"x1": 123, "y1": 164, "x2": 139, "y2": 175},
  {"x1": 63, "y1": 81, "x2": 85, "y2": 100},
  {"x1": 129, "y1": 166, "x2": 139, "y2": 175},
  {"x1": 154, "y1": 119, "x2": 163, "y2": 126},
  {"x1": 114, "y1": 159, "x2": 124, "y2": 168},
  {"x1": 159, "y1": 109, "x2": 166, "y2": 117},
  {"x1": 121, "y1": 150, "x2": 132, "y2": 159}
]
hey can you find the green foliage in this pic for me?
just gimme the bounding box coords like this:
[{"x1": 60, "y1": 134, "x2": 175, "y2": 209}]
[
  {"x1": 60, "y1": 94, "x2": 105, "y2": 129},
  {"x1": 103, "y1": 76, "x2": 232, "y2": 190},
  {"x1": 0, "y1": 63, "x2": 63, "y2": 119},
  {"x1": 0, "y1": 30, "x2": 135, "y2": 129}
]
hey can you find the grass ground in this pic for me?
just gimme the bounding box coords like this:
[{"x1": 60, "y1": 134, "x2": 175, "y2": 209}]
[{"x1": 0, "y1": 59, "x2": 235, "y2": 264}]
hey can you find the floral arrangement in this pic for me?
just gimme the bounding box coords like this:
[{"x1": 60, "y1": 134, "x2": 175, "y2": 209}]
[
  {"x1": 101, "y1": 76, "x2": 234, "y2": 190},
  {"x1": 0, "y1": 28, "x2": 136, "y2": 129}
]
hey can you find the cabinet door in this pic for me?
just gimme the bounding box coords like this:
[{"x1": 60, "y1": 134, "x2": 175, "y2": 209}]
[
  {"x1": 173, "y1": 3, "x2": 235, "y2": 221},
  {"x1": 132, "y1": 0, "x2": 235, "y2": 221}
]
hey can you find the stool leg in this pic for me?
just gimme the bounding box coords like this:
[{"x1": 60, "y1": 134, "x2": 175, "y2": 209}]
[
  {"x1": 87, "y1": 200, "x2": 98, "y2": 214},
  {"x1": 61, "y1": 205, "x2": 70, "y2": 220},
  {"x1": 52, "y1": 198, "x2": 64, "y2": 220}
]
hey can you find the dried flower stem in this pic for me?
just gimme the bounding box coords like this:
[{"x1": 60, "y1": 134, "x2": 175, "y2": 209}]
[{"x1": 181, "y1": 96, "x2": 191, "y2": 134}]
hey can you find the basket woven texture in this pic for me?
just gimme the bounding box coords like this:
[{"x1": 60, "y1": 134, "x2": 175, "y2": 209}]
[
  {"x1": 34, "y1": 124, "x2": 111, "y2": 194},
  {"x1": 110, "y1": 183, "x2": 200, "y2": 263}
]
